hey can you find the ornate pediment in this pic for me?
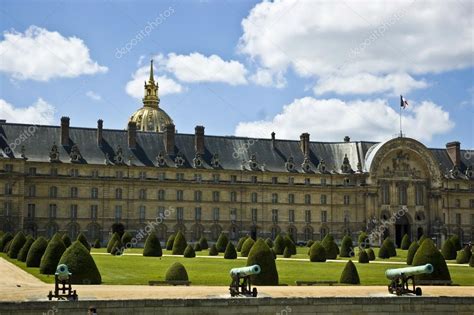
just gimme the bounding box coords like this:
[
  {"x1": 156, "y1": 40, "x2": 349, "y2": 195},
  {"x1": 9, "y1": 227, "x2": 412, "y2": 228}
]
[
  {"x1": 156, "y1": 151, "x2": 167, "y2": 167},
  {"x1": 70, "y1": 144, "x2": 82, "y2": 163},
  {"x1": 193, "y1": 152, "x2": 204, "y2": 168},
  {"x1": 285, "y1": 156, "x2": 295, "y2": 172},
  {"x1": 49, "y1": 143, "x2": 60, "y2": 162},
  {"x1": 115, "y1": 146, "x2": 125, "y2": 165}
]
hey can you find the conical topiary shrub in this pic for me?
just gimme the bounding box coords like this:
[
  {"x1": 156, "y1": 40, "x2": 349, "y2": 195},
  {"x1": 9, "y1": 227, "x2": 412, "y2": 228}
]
[
  {"x1": 224, "y1": 242, "x2": 237, "y2": 259},
  {"x1": 309, "y1": 241, "x2": 326, "y2": 262},
  {"x1": 383, "y1": 238, "x2": 397, "y2": 257},
  {"x1": 166, "y1": 234, "x2": 175, "y2": 250},
  {"x1": 441, "y1": 239, "x2": 456, "y2": 260},
  {"x1": 0, "y1": 232, "x2": 13, "y2": 252},
  {"x1": 76, "y1": 232, "x2": 91, "y2": 252},
  {"x1": 449, "y1": 235, "x2": 462, "y2": 251},
  {"x1": 284, "y1": 235, "x2": 296, "y2": 255},
  {"x1": 265, "y1": 238, "x2": 273, "y2": 248},
  {"x1": 340, "y1": 235, "x2": 354, "y2": 257},
  {"x1": 121, "y1": 231, "x2": 133, "y2": 245},
  {"x1": 62, "y1": 234, "x2": 72, "y2": 248},
  {"x1": 406, "y1": 241, "x2": 420, "y2": 265},
  {"x1": 358, "y1": 249, "x2": 369, "y2": 263},
  {"x1": 418, "y1": 234, "x2": 427, "y2": 245},
  {"x1": 208, "y1": 244, "x2": 218, "y2": 256},
  {"x1": 215, "y1": 233, "x2": 229, "y2": 252},
  {"x1": 26, "y1": 237, "x2": 48, "y2": 267},
  {"x1": 456, "y1": 247, "x2": 472, "y2": 264},
  {"x1": 107, "y1": 232, "x2": 120, "y2": 253},
  {"x1": 165, "y1": 262, "x2": 188, "y2": 281},
  {"x1": 241, "y1": 237, "x2": 255, "y2": 257},
  {"x1": 3, "y1": 240, "x2": 12, "y2": 253},
  {"x1": 470, "y1": 254, "x2": 474, "y2": 267},
  {"x1": 366, "y1": 248, "x2": 375, "y2": 261},
  {"x1": 283, "y1": 246, "x2": 291, "y2": 258},
  {"x1": 40, "y1": 233, "x2": 67, "y2": 274},
  {"x1": 236, "y1": 236, "x2": 248, "y2": 252},
  {"x1": 246, "y1": 239, "x2": 278, "y2": 285},
  {"x1": 194, "y1": 242, "x2": 202, "y2": 252},
  {"x1": 322, "y1": 234, "x2": 338, "y2": 259},
  {"x1": 17, "y1": 235, "x2": 34, "y2": 262},
  {"x1": 400, "y1": 234, "x2": 411, "y2": 250},
  {"x1": 412, "y1": 239, "x2": 451, "y2": 281},
  {"x1": 273, "y1": 234, "x2": 285, "y2": 255},
  {"x1": 93, "y1": 239, "x2": 101, "y2": 249},
  {"x1": 110, "y1": 239, "x2": 123, "y2": 256},
  {"x1": 306, "y1": 240, "x2": 314, "y2": 248},
  {"x1": 58, "y1": 241, "x2": 101, "y2": 284},
  {"x1": 378, "y1": 243, "x2": 390, "y2": 259},
  {"x1": 339, "y1": 260, "x2": 360, "y2": 284},
  {"x1": 172, "y1": 231, "x2": 187, "y2": 255},
  {"x1": 358, "y1": 232, "x2": 370, "y2": 248},
  {"x1": 8, "y1": 231, "x2": 26, "y2": 259},
  {"x1": 199, "y1": 237, "x2": 208, "y2": 250},
  {"x1": 183, "y1": 245, "x2": 196, "y2": 258},
  {"x1": 143, "y1": 233, "x2": 162, "y2": 257}
]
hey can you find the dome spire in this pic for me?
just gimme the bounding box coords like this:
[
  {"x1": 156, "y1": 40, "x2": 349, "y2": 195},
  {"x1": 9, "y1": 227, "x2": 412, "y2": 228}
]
[{"x1": 142, "y1": 59, "x2": 159, "y2": 108}]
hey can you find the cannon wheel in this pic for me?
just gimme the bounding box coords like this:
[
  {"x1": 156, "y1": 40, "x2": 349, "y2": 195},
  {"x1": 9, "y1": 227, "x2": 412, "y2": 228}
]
[
  {"x1": 47, "y1": 291, "x2": 52, "y2": 301},
  {"x1": 252, "y1": 288, "x2": 258, "y2": 297},
  {"x1": 415, "y1": 287, "x2": 422, "y2": 296}
]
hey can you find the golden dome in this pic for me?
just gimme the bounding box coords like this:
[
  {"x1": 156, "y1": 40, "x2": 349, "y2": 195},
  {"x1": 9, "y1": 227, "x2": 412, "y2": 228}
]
[{"x1": 128, "y1": 60, "x2": 174, "y2": 132}]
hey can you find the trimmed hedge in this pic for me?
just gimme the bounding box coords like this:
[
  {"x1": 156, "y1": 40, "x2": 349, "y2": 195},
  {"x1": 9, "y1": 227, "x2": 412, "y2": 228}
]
[
  {"x1": 58, "y1": 241, "x2": 101, "y2": 284},
  {"x1": 418, "y1": 234, "x2": 427, "y2": 244},
  {"x1": 224, "y1": 242, "x2": 237, "y2": 259},
  {"x1": 412, "y1": 238, "x2": 451, "y2": 281},
  {"x1": 406, "y1": 241, "x2": 420, "y2": 265},
  {"x1": 449, "y1": 235, "x2": 462, "y2": 251},
  {"x1": 208, "y1": 244, "x2": 218, "y2": 256},
  {"x1": 165, "y1": 262, "x2": 188, "y2": 281},
  {"x1": 358, "y1": 249, "x2": 369, "y2": 263},
  {"x1": 194, "y1": 243, "x2": 202, "y2": 252},
  {"x1": 76, "y1": 232, "x2": 91, "y2": 252},
  {"x1": 441, "y1": 239, "x2": 456, "y2": 260},
  {"x1": 3, "y1": 240, "x2": 12, "y2": 253},
  {"x1": 384, "y1": 238, "x2": 397, "y2": 257},
  {"x1": 166, "y1": 234, "x2": 175, "y2": 250},
  {"x1": 143, "y1": 233, "x2": 162, "y2": 257},
  {"x1": 309, "y1": 241, "x2": 326, "y2": 262},
  {"x1": 265, "y1": 238, "x2": 274, "y2": 248},
  {"x1": 215, "y1": 233, "x2": 229, "y2": 253},
  {"x1": 107, "y1": 233, "x2": 120, "y2": 253},
  {"x1": 366, "y1": 248, "x2": 375, "y2": 261},
  {"x1": 455, "y1": 247, "x2": 471, "y2": 264},
  {"x1": 93, "y1": 239, "x2": 101, "y2": 249},
  {"x1": 8, "y1": 231, "x2": 26, "y2": 259},
  {"x1": 378, "y1": 242, "x2": 390, "y2": 259},
  {"x1": 121, "y1": 232, "x2": 133, "y2": 245},
  {"x1": 26, "y1": 236, "x2": 48, "y2": 267},
  {"x1": 306, "y1": 240, "x2": 314, "y2": 248},
  {"x1": 199, "y1": 237, "x2": 209, "y2": 250},
  {"x1": 241, "y1": 238, "x2": 255, "y2": 257},
  {"x1": 40, "y1": 233, "x2": 66, "y2": 274},
  {"x1": 17, "y1": 235, "x2": 34, "y2": 262},
  {"x1": 358, "y1": 232, "x2": 370, "y2": 248},
  {"x1": 401, "y1": 234, "x2": 411, "y2": 250},
  {"x1": 321, "y1": 234, "x2": 338, "y2": 259},
  {"x1": 236, "y1": 236, "x2": 248, "y2": 252},
  {"x1": 171, "y1": 231, "x2": 187, "y2": 255},
  {"x1": 340, "y1": 235, "x2": 354, "y2": 257},
  {"x1": 62, "y1": 234, "x2": 72, "y2": 248},
  {"x1": 183, "y1": 245, "x2": 196, "y2": 258},
  {"x1": 283, "y1": 246, "x2": 291, "y2": 258},
  {"x1": 284, "y1": 235, "x2": 296, "y2": 255},
  {"x1": 273, "y1": 234, "x2": 285, "y2": 255},
  {"x1": 339, "y1": 260, "x2": 360, "y2": 284},
  {"x1": 470, "y1": 254, "x2": 474, "y2": 267},
  {"x1": 0, "y1": 232, "x2": 13, "y2": 252},
  {"x1": 246, "y1": 239, "x2": 278, "y2": 285},
  {"x1": 110, "y1": 239, "x2": 123, "y2": 256}
]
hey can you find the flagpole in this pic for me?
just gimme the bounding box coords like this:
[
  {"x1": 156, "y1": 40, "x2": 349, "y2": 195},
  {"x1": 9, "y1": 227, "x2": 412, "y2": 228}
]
[{"x1": 399, "y1": 101, "x2": 402, "y2": 137}]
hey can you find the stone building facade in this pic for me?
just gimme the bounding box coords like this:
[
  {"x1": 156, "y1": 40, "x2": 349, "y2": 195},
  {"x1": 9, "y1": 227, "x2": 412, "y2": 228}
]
[{"x1": 0, "y1": 62, "x2": 472, "y2": 247}]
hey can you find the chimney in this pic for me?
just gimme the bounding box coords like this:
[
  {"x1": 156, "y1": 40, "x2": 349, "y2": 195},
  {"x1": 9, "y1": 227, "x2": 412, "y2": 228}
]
[
  {"x1": 194, "y1": 125, "x2": 205, "y2": 155},
  {"x1": 271, "y1": 132, "x2": 275, "y2": 148},
  {"x1": 127, "y1": 121, "x2": 137, "y2": 149},
  {"x1": 97, "y1": 119, "x2": 103, "y2": 147},
  {"x1": 300, "y1": 133, "x2": 310, "y2": 156},
  {"x1": 446, "y1": 141, "x2": 461, "y2": 167},
  {"x1": 60, "y1": 116, "x2": 70, "y2": 146},
  {"x1": 164, "y1": 123, "x2": 175, "y2": 154},
  {"x1": 344, "y1": 136, "x2": 350, "y2": 143}
]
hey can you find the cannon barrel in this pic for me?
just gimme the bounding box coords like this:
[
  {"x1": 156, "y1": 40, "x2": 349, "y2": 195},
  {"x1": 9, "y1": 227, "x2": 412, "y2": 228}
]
[
  {"x1": 55, "y1": 264, "x2": 71, "y2": 281},
  {"x1": 230, "y1": 265, "x2": 261, "y2": 277},
  {"x1": 385, "y1": 264, "x2": 433, "y2": 280}
]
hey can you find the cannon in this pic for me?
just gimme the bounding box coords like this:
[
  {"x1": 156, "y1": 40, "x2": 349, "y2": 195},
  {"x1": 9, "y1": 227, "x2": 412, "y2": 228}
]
[
  {"x1": 47, "y1": 264, "x2": 78, "y2": 301},
  {"x1": 229, "y1": 265, "x2": 261, "y2": 297},
  {"x1": 385, "y1": 264, "x2": 433, "y2": 296}
]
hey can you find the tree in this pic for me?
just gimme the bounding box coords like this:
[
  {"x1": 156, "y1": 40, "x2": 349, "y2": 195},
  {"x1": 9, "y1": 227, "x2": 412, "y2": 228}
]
[
  {"x1": 400, "y1": 234, "x2": 411, "y2": 250},
  {"x1": 26, "y1": 237, "x2": 48, "y2": 267},
  {"x1": 183, "y1": 245, "x2": 196, "y2": 258},
  {"x1": 171, "y1": 231, "x2": 187, "y2": 255},
  {"x1": 62, "y1": 234, "x2": 72, "y2": 248},
  {"x1": 358, "y1": 249, "x2": 369, "y2": 263},
  {"x1": 143, "y1": 233, "x2": 162, "y2": 257},
  {"x1": 340, "y1": 235, "x2": 354, "y2": 257},
  {"x1": 106, "y1": 233, "x2": 120, "y2": 253},
  {"x1": 198, "y1": 237, "x2": 208, "y2": 250},
  {"x1": 194, "y1": 243, "x2": 202, "y2": 252},
  {"x1": 449, "y1": 235, "x2": 462, "y2": 251},
  {"x1": 284, "y1": 235, "x2": 296, "y2": 255},
  {"x1": 322, "y1": 234, "x2": 338, "y2": 259},
  {"x1": 339, "y1": 260, "x2": 360, "y2": 284},
  {"x1": 406, "y1": 241, "x2": 420, "y2": 265},
  {"x1": 40, "y1": 233, "x2": 67, "y2": 274},
  {"x1": 58, "y1": 241, "x2": 101, "y2": 284},
  {"x1": 358, "y1": 232, "x2": 370, "y2": 248},
  {"x1": 224, "y1": 242, "x2": 237, "y2": 259},
  {"x1": 165, "y1": 262, "x2": 188, "y2": 281},
  {"x1": 17, "y1": 235, "x2": 35, "y2": 262},
  {"x1": 309, "y1": 241, "x2": 326, "y2": 262},
  {"x1": 240, "y1": 237, "x2": 255, "y2": 257},
  {"x1": 456, "y1": 247, "x2": 472, "y2": 264},
  {"x1": 412, "y1": 238, "x2": 451, "y2": 281},
  {"x1": 8, "y1": 231, "x2": 26, "y2": 259},
  {"x1": 273, "y1": 234, "x2": 285, "y2": 255},
  {"x1": 76, "y1": 232, "x2": 91, "y2": 252},
  {"x1": 166, "y1": 234, "x2": 175, "y2": 250},
  {"x1": 208, "y1": 244, "x2": 218, "y2": 256},
  {"x1": 246, "y1": 239, "x2": 278, "y2": 285},
  {"x1": 441, "y1": 239, "x2": 456, "y2": 260},
  {"x1": 215, "y1": 233, "x2": 229, "y2": 253}
]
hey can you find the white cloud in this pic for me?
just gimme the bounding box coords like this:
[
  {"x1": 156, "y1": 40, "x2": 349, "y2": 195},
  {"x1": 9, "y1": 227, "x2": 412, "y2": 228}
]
[
  {"x1": 164, "y1": 52, "x2": 247, "y2": 85},
  {"x1": 0, "y1": 98, "x2": 55, "y2": 125},
  {"x1": 314, "y1": 73, "x2": 428, "y2": 95},
  {"x1": 0, "y1": 26, "x2": 107, "y2": 81},
  {"x1": 239, "y1": 0, "x2": 472, "y2": 94},
  {"x1": 249, "y1": 68, "x2": 286, "y2": 88},
  {"x1": 235, "y1": 97, "x2": 454, "y2": 142},
  {"x1": 86, "y1": 91, "x2": 102, "y2": 101},
  {"x1": 125, "y1": 64, "x2": 184, "y2": 99}
]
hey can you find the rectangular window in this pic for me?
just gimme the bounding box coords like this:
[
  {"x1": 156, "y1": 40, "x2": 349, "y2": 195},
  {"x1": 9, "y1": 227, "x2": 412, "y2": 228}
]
[
  {"x1": 251, "y1": 176, "x2": 258, "y2": 183},
  {"x1": 139, "y1": 206, "x2": 146, "y2": 222},
  {"x1": 443, "y1": 212, "x2": 446, "y2": 224},
  {"x1": 251, "y1": 192, "x2": 258, "y2": 203},
  {"x1": 212, "y1": 191, "x2": 220, "y2": 202},
  {"x1": 455, "y1": 213, "x2": 461, "y2": 225},
  {"x1": 305, "y1": 178, "x2": 311, "y2": 185},
  {"x1": 70, "y1": 187, "x2": 78, "y2": 198},
  {"x1": 213, "y1": 174, "x2": 220, "y2": 183},
  {"x1": 177, "y1": 207, "x2": 184, "y2": 221},
  {"x1": 271, "y1": 193, "x2": 278, "y2": 204},
  {"x1": 115, "y1": 205, "x2": 122, "y2": 220},
  {"x1": 288, "y1": 177, "x2": 294, "y2": 185},
  {"x1": 305, "y1": 194, "x2": 311, "y2": 205},
  {"x1": 272, "y1": 177, "x2": 278, "y2": 184},
  {"x1": 4, "y1": 183, "x2": 12, "y2": 195},
  {"x1": 381, "y1": 183, "x2": 390, "y2": 205},
  {"x1": 194, "y1": 174, "x2": 202, "y2": 183},
  {"x1": 49, "y1": 204, "x2": 57, "y2": 219},
  {"x1": 91, "y1": 170, "x2": 99, "y2": 178},
  {"x1": 4, "y1": 201, "x2": 12, "y2": 216},
  {"x1": 230, "y1": 175, "x2": 237, "y2": 183},
  {"x1": 305, "y1": 210, "x2": 311, "y2": 223},
  {"x1": 195, "y1": 207, "x2": 201, "y2": 221},
  {"x1": 91, "y1": 188, "x2": 99, "y2": 199},
  {"x1": 213, "y1": 207, "x2": 220, "y2": 221},
  {"x1": 90, "y1": 205, "x2": 98, "y2": 220},
  {"x1": 415, "y1": 184, "x2": 424, "y2": 205},
  {"x1": 70, "y1": 204, "x2": 78, "y2": 219},
  {"x1": 344, "y1": 195, "x2": 350, "y2": 205},
  {"x1": 139, "y1": 189, "x2": 147, "y2": 200},
  {"x1": 320, "y1": 194, "x2": 327, "y2": 205},
  {"x1": 194, "y1": 191, "x2": 202, "y2": 202},
  {"x1": 70, "y1": 169, "x2": 79, "y2": 177},
  {"x1": 158, "y1": 189, "x2": 165, "y2": 201},
  {"x1": 251, "y1": 208, "x2": 257, "y2": 223},
  {"x1": 289, "y1": 209, "x2": 295, "y2": 223},
  {"x1": 471, "y1": 214, "x2": 474, "y2": 226},
  {"x1": 455, "y1": 199, "x2": 461, "y2": 207},
  {"x1": 139, "y1": 171, "x2": 147, "y2": 180},
  {"x1": 470, "y1": 199, "x2": 474, "y2": 208},
  {"x1": 50, "y1": 168, "x2": 58, "y2": 176},
  {"x1": 176, "y1": 173, "x2": 184, "y2": 181},
  {"x1": 230, "y1": 208, "x2": 237, "y2": 221},
  {"x1": 50, "y1": 186, "x2": 58, "y2": 198},
  {"x1": 28, "y1": 167, "x2": 36, "y2": 176},
  {"x1": 116, "y1": 171, "x2": 123, "y2": 179},
  {"x1": 177, "y1": 190, "x2": 184, "y2": 201},
  {"x1": 230, "y1": 191, "x2": 237, "y2": 202},
  {"x1": 115, "y1": 188, "x2": 123, "y2": 199},
  {"x1": 321, "y1": 178, "x2": 327, "y2": 186},
  {"x1": 398, "y1": 183, "x2": 407, "y2": 205},
  {"x1": 27, "y1": 204, "x2": 35, "y2": 219},
  {"x1": 271, "y1": 209, "x2": 278, "y2": 223},
  {"x1": 158, "y1": 172, "x2": 166, "y2": 181},
  {"x1": 321, "y1": 210, "x2": 327, "y2": 223},
  {"x1": 28, "y1": 185, "x2": 36, "y2": 197},
  {"x1": 4, "y1": 164, "x2": 13, "y2": 172},
  {"x1": 288, "y1": 193, "x2": 295, "y2": 204},
  {"x1": 158, "y1": 206, "x2": 165, "y2": 219}
]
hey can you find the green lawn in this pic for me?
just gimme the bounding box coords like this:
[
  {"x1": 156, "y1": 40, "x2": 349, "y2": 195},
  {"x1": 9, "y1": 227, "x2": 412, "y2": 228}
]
[{"x1": 1, "y1": 249, "x2": 472, "y2": 286}]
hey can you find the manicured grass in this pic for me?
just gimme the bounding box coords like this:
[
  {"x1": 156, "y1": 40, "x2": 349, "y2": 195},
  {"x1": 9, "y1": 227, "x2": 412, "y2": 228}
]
[{"x1": 2, "y1": 250, "x2": 472, "y2": 286}]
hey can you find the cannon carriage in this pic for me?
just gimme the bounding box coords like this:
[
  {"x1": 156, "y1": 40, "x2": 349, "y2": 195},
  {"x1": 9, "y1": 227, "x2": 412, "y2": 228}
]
[
  {"x1": 385, "y1": 264, "x2": 433, "y2": 296},
  {"x1": 229, "y1": 265, "x2": 260, "y2": 297}
]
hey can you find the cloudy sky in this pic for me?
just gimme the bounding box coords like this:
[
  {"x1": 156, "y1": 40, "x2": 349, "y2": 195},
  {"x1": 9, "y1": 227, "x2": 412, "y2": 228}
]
[{"x1": 0, "y1": 0, "x2": 472, "y2": 148}]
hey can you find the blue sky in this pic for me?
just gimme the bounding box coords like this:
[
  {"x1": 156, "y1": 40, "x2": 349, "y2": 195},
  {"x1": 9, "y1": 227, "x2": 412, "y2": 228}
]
[{"x1": 0, "y1": 0, "x2": 472, "y2": 149}]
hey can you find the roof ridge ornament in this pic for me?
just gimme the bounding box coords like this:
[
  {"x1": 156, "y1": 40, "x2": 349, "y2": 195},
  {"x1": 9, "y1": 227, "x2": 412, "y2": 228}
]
[{"x1": 142, "y1": 59, "x2": 160, "y2": 108}]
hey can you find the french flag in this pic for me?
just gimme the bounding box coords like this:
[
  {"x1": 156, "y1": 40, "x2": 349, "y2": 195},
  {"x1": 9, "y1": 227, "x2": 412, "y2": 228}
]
[{"x1": 400, "y1": 95, "x2": 409, "y2": 109}]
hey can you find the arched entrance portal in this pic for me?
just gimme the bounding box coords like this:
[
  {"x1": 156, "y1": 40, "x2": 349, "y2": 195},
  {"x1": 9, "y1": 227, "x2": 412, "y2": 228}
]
[{"x1": 395, "y1": 214, "x2": 410, "y2": 248}]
